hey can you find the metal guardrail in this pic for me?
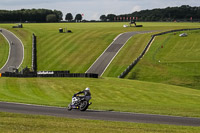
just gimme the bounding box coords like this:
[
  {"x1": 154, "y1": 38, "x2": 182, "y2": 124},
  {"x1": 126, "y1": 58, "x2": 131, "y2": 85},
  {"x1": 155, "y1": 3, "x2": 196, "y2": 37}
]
[
  {"x1": 32, "y1": 34, "x2": 37, "y2": 72},
  {"x1": 1, "y1": 33, "x2": 98, "y2": 78}
]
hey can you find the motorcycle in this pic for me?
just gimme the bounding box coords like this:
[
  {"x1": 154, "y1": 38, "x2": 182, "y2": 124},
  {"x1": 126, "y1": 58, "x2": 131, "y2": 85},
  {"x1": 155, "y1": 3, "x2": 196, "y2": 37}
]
[{"x1": 67, "y1": 95, "x2": 92, "y2": 111}]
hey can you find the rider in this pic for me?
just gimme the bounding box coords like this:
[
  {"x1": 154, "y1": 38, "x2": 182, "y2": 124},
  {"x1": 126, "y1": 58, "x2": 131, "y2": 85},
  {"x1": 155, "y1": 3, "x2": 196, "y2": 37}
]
[{"x1": 72, "y1": 87, "x2": 91, "y2": 104}]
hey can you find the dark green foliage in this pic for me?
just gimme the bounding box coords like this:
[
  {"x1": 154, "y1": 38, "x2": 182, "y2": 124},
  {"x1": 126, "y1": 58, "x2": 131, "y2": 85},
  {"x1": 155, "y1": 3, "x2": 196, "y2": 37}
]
[
  {"x1": 104, "y1": 5, "x2": 200, "y2": 22},
  {"x1": 106, "y1": 14, "x2": 117, "y2": 22},
  {"x1": 99, "y1": 14, "x2": 117, "y2": 22},
  {"x1": 46, "y1": 14, "x2": 57, "y2": 22},
  {"x1": 75, "y1": 14, "x2": 82, "y2": 22},
  {"x1": 53, "y1": 10, "x2": 63, "y2": 21},
  {"x1": 0, "y1": 9, "x2": 63, "y2": 22},
  {"x1": 100, "y1": 15, "x2": 107, "y2": 21},
  {"x1": 65, "y1": 13, "x2": 73, "y2": 21}
]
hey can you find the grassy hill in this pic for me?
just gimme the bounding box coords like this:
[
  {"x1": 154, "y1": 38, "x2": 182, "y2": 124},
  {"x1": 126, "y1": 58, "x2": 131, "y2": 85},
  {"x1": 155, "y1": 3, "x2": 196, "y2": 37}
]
[
  {"x1": 0, "y1": 22, "x2": 199, "y2": 73},
  {"x1": 0, "y1": 22, "x2": 200, "y2": 119},
  {"x1": 126, "y1": 30, "x2": 200, "y2": 89},
  {"x1": 0, "y1": 77, "x2": 200, "y2": 117},
  {"x1": 0, "y1": 33, "x2": 9, "y2": 69}
]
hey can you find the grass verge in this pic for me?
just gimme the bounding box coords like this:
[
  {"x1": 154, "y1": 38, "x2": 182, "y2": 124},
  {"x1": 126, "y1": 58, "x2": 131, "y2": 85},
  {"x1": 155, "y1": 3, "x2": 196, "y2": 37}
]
[
  {"x1": 0, "y1": 112, "x2": 200, "y2": 133},
  {"x1": 127, "y1": 30, "x2": 200, "y2": 89},
  {"x1": 0, "y1": 33, "x2": 9, "y2": 69},
  {"x1": 0, "y1": 77, "x2": 200, "y2": 117}
]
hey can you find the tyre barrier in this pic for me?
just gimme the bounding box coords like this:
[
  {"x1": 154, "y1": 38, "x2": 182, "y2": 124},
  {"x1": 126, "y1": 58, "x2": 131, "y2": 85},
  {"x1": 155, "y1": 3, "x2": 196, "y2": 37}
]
[
  {"x1": 118, "y1": 28, "x2": 200, "y2": 78},
  {"x1": 1, "y1": 71, "x2": 98, "y2": 78}
]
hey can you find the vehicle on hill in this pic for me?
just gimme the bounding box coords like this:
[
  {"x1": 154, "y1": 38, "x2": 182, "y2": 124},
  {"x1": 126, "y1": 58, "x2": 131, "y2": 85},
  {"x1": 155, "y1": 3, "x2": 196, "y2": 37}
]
[{"x1": 179, "y1": 33, "x2": 188, "y2": 37}]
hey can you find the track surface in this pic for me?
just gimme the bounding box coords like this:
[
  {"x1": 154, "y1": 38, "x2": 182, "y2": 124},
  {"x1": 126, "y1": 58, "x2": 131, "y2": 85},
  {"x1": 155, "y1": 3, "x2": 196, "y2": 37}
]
[
  {"x1": 0, "y1": 28, "x2": 24, "y2": 73},
  {"x1": 0, "y1": 102, "x2": 200, "y2": 126},
  {"x1": 86, "y1": 31, "x2": 154, "y2": 76}
]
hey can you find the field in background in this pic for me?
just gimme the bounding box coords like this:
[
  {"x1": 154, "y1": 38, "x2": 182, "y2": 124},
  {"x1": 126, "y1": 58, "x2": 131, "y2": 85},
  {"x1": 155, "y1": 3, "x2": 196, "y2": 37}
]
[
  {"x1": 127, "y1": 30, "x2": 200, "y2": 89},
  {"x1": 0, "y1": 23, "x2": 200, "y2": 131},
  {"x1": 0, "y1": 33, "x2": 9, "y2": 69},
  {"x1": 0, "y1": 22, "x2": 199, "y2": 74},
  {"x1": 0, "y1": 77, "x2": 200, "y2": 117},
  {"x1": 1, "y1": 112, "x2": 200, "y2": 133}
]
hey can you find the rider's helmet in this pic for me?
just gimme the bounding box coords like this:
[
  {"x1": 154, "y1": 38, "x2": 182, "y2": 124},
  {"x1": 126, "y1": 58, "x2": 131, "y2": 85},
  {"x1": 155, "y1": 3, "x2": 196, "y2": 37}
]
[{"x1": 85, "y1": 87, "x2": 90, "y2": 91}]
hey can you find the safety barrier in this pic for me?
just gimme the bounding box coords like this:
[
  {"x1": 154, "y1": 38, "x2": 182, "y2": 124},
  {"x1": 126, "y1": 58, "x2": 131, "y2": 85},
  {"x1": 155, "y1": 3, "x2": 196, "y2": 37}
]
[
  {"x1": 118, "y1": 28, "x2": 200, "y2": 78},
  {"x1": 32, "y1": 34, "x2": 37, "y2": 72},
  {"x1": 1, "y1": 71, "x2": 98, "y2": 78}
]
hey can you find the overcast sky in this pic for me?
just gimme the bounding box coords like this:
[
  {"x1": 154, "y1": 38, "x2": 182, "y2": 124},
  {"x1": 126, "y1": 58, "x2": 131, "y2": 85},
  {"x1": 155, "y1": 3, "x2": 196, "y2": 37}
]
[{"x1": 0, "y1": 0, "x2": 199, "y2": 20}]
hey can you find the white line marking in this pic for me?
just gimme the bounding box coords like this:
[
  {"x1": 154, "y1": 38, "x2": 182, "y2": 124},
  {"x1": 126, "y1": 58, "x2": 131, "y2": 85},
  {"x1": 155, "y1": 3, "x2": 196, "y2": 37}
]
[
  {"x1": 101, "y1": 31, "x2": 156, "y2": 76},
  {"x1": 0, "y1": 28, "x2": 24, "y2": 70},
  {"x1": 85, "y1": 33, "x2": 124, "y2": 73},
  {"x1": 0, "y1": 31, "x2": 11, "y2": 71},
  {"x1": 86, "y1": 31, "x2": 155, "y2": 76},
  {"x1": 100, "y1": 34, "x2": 134, "y2": 76},
  {"x1": 0, "y1": 101, "x2": 65, "y2": 109}
]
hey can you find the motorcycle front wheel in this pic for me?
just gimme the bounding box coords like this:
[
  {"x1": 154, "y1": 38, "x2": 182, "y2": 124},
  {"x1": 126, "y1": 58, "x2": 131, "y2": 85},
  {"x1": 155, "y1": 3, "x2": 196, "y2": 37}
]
[{"x1": 67, "y1": 104, "x2": 72, "y2": 111}]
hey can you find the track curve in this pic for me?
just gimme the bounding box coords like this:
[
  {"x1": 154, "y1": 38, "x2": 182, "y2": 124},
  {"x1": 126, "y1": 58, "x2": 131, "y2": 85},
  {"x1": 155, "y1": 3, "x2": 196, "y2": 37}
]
[
  {"x1": 0, "y1": 28, "x2": 24, "y2": 73},
  {"x1": 86, "y1": 31, "x2": 154, "y2": 76},
  {"x1": 0, "y1": 102, "x2": 200, "y2": 126}
]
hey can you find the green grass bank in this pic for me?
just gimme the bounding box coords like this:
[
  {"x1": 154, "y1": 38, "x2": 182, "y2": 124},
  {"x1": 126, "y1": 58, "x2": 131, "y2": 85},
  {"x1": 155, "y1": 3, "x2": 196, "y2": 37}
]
[
  {"x1": 0, "y1": 22, "x2": 199, "y2": 74},
  {"x1": 126, "y1": 30, "x2": 200, "y2": 89},
  {"x1": 1, "y1": 112, "x2": 200, "y2": 133},
  {"x1": 0, "y1": 77, "x2": 200, "y2": 117},
  {"x1": 0, "y1": 33, "x2": 9, "y2": 69}
]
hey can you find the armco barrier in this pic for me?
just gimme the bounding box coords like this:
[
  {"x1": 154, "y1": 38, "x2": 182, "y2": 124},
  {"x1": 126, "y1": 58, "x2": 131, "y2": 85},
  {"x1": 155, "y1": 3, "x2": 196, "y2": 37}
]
[
  {"x1": 118, "y1": 28, "x2": 200, "y2": 78},
  {"x1": 32, "y1": 34, "x2": 37, "y2": 72},
  {"x1": 0, "y1": 32, "x2": 99, "y2": 79}
]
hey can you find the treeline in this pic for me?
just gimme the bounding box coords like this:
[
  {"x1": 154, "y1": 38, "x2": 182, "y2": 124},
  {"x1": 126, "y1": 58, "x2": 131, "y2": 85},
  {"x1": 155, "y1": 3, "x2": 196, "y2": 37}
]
[
  {"x1": 0, "y1": 9, "x2": 63, "y2": 22},
  {"x1": 65, "y1": 13, "x2": 83, "y2": 22},
  {"x1": 100, "y1": 5, "x2": 200, "y2": 22}
]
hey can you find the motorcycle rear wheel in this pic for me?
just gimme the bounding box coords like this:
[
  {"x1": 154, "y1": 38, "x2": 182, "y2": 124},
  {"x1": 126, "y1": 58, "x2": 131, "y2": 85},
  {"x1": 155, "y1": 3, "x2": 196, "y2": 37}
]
[{"x1": 79, "y1": 101, "x2": 88, "y2": 111}]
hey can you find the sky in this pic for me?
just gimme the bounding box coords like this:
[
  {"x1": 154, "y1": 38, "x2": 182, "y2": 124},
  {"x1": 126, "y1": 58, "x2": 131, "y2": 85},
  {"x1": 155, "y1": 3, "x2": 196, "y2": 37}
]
[{"x1": 0, "y1": 0, "x2": 199, "y2": 20}]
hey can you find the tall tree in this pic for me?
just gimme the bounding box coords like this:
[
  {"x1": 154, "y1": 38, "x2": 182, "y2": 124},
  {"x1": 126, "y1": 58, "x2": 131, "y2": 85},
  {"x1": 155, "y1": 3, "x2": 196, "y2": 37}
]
[
  {"x1": 106, "y1": 14, "x2": 116, "y2": 21},
  {"x1": 46, "y1": 14, "x2": 57, "y2": 22},
  {"x1": 100, "y1": 15, "x2": 107, "y2": 21},
  {"x1": 53, "y1": 10, "x2": 63, "y2": 21},
  {"x1": 105, "y1": 5, "x2": 200, "y2": 22},
  {"x1": 75, "y1": 14, "x2": 82, "y2": 22},
  {"x1": 65, "y1": 13, "x2": 73, "y2": 21}
]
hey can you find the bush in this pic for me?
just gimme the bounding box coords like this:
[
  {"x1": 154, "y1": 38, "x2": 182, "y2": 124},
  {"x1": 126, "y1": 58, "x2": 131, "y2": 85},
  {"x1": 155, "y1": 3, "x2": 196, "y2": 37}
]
[{"x1": 46, "y1": 14, "x2": 57, "y2": 22}]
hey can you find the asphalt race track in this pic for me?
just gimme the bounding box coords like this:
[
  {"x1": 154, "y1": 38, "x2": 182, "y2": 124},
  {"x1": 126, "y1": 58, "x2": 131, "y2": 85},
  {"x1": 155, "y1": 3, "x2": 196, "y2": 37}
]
[
  {"x1": 0, "y1": 102, "x2": 200, "y2": 126},
  {"x1": 86, "y1": 31, "x2": 154, "y2": 76},
  {"x1": 0, "y1": 28, "x2": 24, "y2": 73}
]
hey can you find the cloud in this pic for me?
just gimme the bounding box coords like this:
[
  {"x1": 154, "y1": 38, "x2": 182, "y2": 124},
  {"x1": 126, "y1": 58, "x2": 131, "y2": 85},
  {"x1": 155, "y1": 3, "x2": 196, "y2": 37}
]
[
  {"x1": 131, "y1": 5, "x2": 141, "y2": 12},
  {"x1": 0, "y1": 0, "x2": 199, "y2": 20}
]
